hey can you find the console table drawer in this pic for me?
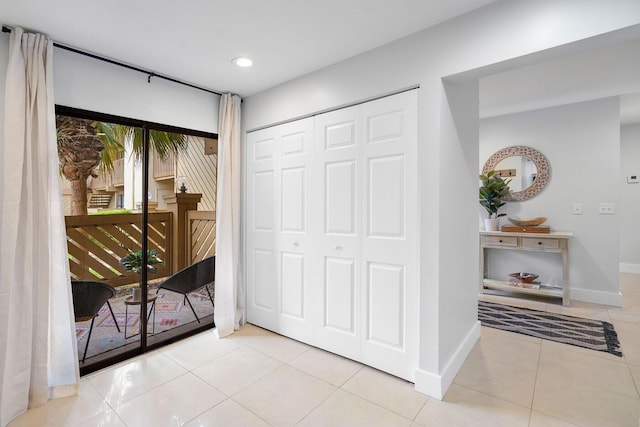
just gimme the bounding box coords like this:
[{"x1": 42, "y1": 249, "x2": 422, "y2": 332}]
[
  {"x1": 521, "y1": 237, "x2": 560, "y2": 249},
  {"x1": 483, "y1": 236, "x2": 518, "y2": 247}
]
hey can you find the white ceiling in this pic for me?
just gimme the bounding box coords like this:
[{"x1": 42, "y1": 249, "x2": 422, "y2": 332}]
[{"x1": 1, "y1": 0, "x2": 496, "y2": 97}]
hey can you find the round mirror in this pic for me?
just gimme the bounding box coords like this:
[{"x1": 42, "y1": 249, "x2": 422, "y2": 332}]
[{"x1": 482, "y1": 146, "x2": 550, "y2": 201}]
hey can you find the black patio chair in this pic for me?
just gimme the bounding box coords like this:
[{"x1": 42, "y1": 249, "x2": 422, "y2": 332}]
[
  {"x1": 156, "y1": 256, "x2": 215, "y2": 323},
  {"x1": 71, "y1": 280, "x2": 120, "y2": 363}
]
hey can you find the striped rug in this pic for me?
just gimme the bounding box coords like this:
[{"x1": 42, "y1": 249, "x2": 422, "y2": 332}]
[{"x1": 478, "y1": 301, "x2": 622, "y2": 357}]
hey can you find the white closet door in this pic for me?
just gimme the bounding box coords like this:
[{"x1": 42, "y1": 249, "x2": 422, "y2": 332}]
[
  {"x1": 314, "y1": 105, "x2": 363, "y2": 360},
  {"x1": 246, "y1": 118, "x2": 315, "y2": 342},
  {"x1": 276, "y1": 119, "x2": 315, "y2": 342},
  {"x1": 360, "y1": 91, "x2": 418, "y2": 380},
  {"x1": 246, "y1": 127, "x2": 278, "y2": 330},
  {"x1": 245, "y1": 90, "x2": 418, "y2": 382}
]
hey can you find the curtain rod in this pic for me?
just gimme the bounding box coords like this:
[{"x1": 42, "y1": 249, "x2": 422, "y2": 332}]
[{"x1": 2, "y1": 25, "x2": 223, "y2": 97}]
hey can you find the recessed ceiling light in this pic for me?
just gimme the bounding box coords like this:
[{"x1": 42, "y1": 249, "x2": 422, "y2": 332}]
[{"x1": 232, "y1": 57, "x2": 253, "y2": 68}]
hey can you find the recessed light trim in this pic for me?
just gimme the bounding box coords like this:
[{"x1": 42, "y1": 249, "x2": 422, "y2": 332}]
[{"x1": 232, "y1": 57, "x2": 253, "y2": 67}]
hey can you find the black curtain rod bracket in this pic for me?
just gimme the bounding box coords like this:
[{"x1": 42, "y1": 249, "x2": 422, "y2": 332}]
[{"x1": 1, "y1": 24, "x2": 222, "y2": 96}]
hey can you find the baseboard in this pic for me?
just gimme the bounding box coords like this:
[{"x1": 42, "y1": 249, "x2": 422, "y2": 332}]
[
  {"x1": 49, "y1": 382, "x2": 78, "y2": 399},
  {"x1": 414, "y1": 321, "x2": 481, "y2": 400},
  {"x1": 571, "y1": 287, "x2": 623, "y2": 307},
  {"x1": 620, "y1": 263, "x2": 640, "y2": 274}
]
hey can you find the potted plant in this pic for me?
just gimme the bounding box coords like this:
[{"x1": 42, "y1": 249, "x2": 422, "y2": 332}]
[
  {"x1": 119, "y1": 249, "x2": 163, "y2": 300},
  {"x1": 479, "y1": 170, "x2": 511, "y2": 231}
]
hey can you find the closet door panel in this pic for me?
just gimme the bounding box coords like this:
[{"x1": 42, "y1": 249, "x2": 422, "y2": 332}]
[
  {"x1": 246, "y1": 131, "x2": 278, "y2": 329},
  {"x1": 276, "y1": 119, "x2": 315, "y2": 342},
  {"x1": 325, "y1": 161, "x2": 356, "y2": 235},
  {"x1": 253, "y1": 170, "x2": 275, "y2": 231},
  {"x1": 361, "y1": 91, "x2": 418, "y2": 380},
  {"x1": 324, "y1": 257, "x2": 356, "y2": 333},
  {"x1": 314, "y1": 105, "x2": 362, "y2": 359},
  {"x1": 281, "y1": 252, "x2": 305, "y2": 318},
  {"x1": 367, "y1": 262, "x2": 404, "y2": 348},
  {"x1": 253, "y1": 248, "x2": 277, "y2": 310},
  {"x1": 281, "y1": 167, "x2": 305, "y2": 233},
  {"x1": 368, "y1": 154, "x2": 405, "y2": 238}
]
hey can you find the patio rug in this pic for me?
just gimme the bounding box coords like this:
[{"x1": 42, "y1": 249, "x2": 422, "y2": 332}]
[
  {"x1": 75, "y1": 289, "x2": 214, "y2": 361},
  {"x1": 478, "y1": 301, "x2": 622, "y2": 357}
]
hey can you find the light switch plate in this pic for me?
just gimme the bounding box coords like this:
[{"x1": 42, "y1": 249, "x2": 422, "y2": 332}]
[
  {"x1": 572, "y1": 203, "x2": 582, "y2": 215},
  {"x1": 598, "y1": 203, "x2": 615, "y2": 214}
]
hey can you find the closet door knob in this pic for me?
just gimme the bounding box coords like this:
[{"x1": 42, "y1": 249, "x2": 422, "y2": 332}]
[
  {"x1": 293, "y1": 242, "x2": 300, "y2": 248},
  {"x1": 333, "y1": 245, "x2": 343, "y2": 251}
]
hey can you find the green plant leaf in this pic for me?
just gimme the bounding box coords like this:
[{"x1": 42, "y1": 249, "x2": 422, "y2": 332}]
[
  {"x1": 119, "y1": 249, "x2": 163, "y2": 274},
  {"x1": 479, "y1": 172, "x2": 511, "y2": 218}
]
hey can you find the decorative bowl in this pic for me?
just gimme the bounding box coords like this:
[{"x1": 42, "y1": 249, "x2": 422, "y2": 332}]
[
  {"x1": 508, "y1": 216, "x2": 547, "y2": 227},
  {"x1": 508, "y1": 272, "x2": 539, "y2": 283}
]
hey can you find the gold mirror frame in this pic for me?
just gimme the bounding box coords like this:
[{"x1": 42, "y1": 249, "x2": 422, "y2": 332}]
[{"x1": 482, "y1": 146, "x2": 550, "y2": 201}]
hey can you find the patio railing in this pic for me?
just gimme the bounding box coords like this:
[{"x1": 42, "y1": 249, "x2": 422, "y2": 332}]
[
  {"x1": 65, "y1": 212, "x2": 172, "y2": 288},
  {"x1": 153, "y1": 151, "x2": 175, "y2": 180},
  {"x1": 187, "y1": 210, "x2": 216, "y2": 264}
]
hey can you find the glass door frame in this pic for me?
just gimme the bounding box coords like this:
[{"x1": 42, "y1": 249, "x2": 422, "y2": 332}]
[{"x1": 57, "y1": 105, "x2": 218, "y2": 376}]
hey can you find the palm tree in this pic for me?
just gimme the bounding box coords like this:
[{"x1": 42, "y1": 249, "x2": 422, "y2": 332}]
[
  {"x1": 56, "y1": 116, "x2": 105, "y2": 215},
  {"x1": 56, "y1": 116, "x2": 187, "y2": 215},
  {"x1": 94, "y1": 123, "x2": 187, "y2": 175}
]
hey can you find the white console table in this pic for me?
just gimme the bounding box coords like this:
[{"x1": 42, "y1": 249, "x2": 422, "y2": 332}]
[{"x1": 479, "y1": 231, "x2": 573, "y2": 306}]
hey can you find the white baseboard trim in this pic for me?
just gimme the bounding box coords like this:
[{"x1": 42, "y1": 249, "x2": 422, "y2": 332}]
[
  {"x1": 620, "y1": 263, "x2": 640, "y2": 274},
  {"x1": 49, "y1": 382, "x2": 78, "y2": 399},
  {"x1": 571, "y1": 287, "x2": 623, "y2": 307},
  {"x1": 414, "y1": 321, "x2": 481, "y2": 400}
]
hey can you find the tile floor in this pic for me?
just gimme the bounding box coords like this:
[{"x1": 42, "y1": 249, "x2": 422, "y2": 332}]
[{"x1": 9, "y1": 273, "x2": 640, "y2": 427}]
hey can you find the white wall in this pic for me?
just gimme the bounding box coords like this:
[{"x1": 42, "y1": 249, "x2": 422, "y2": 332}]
[
  {"x1": 0, "y1": 33, "x2": 218, "y2": 134},
  {"x1": 53, "y1": 48, "x2": 219, "y2": 133},
  {"x1": 480, "y1": 38, "x2": 640, "y2": 118},
  {"x1": 242, "y1": 0, "x2": 640, "y2": 398},
  {"x1": 480, "y1": 98, "x2": 622, "y2": 305},
  {"x1": 620, "y1": 123, "x2": 640, "y2": 271}
]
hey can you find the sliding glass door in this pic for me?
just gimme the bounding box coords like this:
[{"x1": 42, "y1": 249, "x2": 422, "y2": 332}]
[{"x1": 58, "y1": 107, "x2": 217, "y2": 374}]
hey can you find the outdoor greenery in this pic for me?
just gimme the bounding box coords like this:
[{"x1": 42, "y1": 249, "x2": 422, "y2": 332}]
[
  {"x1": 56, "y1": 116, "x2": 105, "y2": 215},
  {"x1": 479, "y1": 170, "x2": 511, "y2": 218},
  {"x1": 89, "y1": 209, "x2": 132, "y2": 215},
  {"x1": 94, "y1": 123, "x2": 187, "y2": 174},
  {"x1": 119, "y1": 249, "x2": 163, "y2": 274},
  {"x1": 56, "y1": 115, "x2": 188, "y2": 215}
]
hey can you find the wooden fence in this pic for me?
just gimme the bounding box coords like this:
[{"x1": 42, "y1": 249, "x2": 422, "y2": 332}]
[
  {"x1": 187, "y1": 211, "x2": 216, "y2": 264},
  {"x1": 65, "y1": 212, "x2": 172, "y2": 288}
]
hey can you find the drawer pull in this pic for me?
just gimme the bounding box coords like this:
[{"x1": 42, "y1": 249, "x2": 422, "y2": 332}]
[
  {"x1": 499, "y1": 239, "x2": 503, "y2": 243},
  {"x1": 538, "y1": 242, "x2": 542, "y2": 245}
]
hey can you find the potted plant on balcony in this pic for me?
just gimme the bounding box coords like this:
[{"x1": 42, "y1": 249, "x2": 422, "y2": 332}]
[
  {"x1": 119, "y1": 249, "x2": 163, "y2": 300},
  {"x1": 479, "y1": 170, "x2": 511, "y2": 231}
]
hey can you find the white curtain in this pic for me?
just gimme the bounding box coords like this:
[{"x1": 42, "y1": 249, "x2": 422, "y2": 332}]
[
  {"x1": 214, "y1": 93, "x2": 244, "y2": 337},
  {"x1": 0, "y1": 27, "x2": 78, "y2": 426}
]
